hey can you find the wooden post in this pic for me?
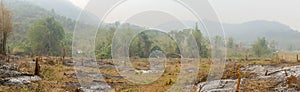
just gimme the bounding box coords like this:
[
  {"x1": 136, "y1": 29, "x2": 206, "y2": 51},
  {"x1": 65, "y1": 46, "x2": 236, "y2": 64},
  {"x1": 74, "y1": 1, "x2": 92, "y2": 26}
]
[
  {"x1": 5, "y1": 53, "x2": 9, "y2": 62},
  {"x1": 236, "y1": 64, "x2": 241, "y2": 92},
  {"x1": 6, "y1": 46, "x2": 10, "y2": 62},
  {"x1": 35, "y1": 57, "x2": 40, "y2": 76},
  {"x1": 61, "y1": 48, "x2": 66, "y2": 64},
  {"x1": 284, "y1": 70, "x2": 288, "y2": 76},
  {"x1": 265, "y1": 70, "x2": 268, "y2": 76},
  {"x1": 297, "y1": 54, "x2": 299, "y2": 62},
  {"x1": 245, "y1": 49, "x2": 248, "y2": 61}
]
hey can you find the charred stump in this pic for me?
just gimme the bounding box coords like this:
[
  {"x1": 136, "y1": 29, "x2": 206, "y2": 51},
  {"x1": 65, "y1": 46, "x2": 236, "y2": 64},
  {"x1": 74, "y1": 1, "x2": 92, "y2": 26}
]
[{"x1": 35, "y1": 57, "x2": 40, "y2": 76}]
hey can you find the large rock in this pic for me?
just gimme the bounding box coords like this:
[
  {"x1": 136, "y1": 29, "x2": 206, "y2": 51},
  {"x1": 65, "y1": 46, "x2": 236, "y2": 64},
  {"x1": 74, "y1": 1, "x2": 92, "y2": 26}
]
[
  {"x1": 196, "y1": 65, "x2": 300, "y2": 92},
  {"x1": 0, "y1": 75, "x2": 42, "y2": 86},
  {"x1": 0, "y1": 69, "x2": 21, "y2": 78},
  {"x1": 66, "y1": 80, "x2": 112, "y2": 92},
  {"x1": 196, "y1": 79, "x2": 239, "y2": 92}
]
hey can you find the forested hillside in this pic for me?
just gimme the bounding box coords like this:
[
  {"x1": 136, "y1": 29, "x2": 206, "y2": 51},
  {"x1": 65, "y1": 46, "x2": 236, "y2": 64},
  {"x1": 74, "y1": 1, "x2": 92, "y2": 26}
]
[
  {"x1": 2, "y1": 0, "x2": 298, "y2": 59},
  {"x1": 3, "y1": 0, "x2": 79, "y2": 55},
  {"x1": 158, "y1": 20, "x2": 300, "y2": 50}
]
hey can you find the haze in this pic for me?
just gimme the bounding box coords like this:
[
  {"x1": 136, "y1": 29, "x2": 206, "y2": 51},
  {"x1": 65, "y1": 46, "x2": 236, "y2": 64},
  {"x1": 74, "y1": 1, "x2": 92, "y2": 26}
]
[{"x1": 68, "y1": 0, "x2": 300, "y2": 31}]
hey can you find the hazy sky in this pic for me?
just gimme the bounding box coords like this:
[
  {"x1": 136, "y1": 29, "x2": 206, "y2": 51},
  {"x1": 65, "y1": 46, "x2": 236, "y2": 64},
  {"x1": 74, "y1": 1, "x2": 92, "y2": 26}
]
[
  {"x1": 210, "y1": 0, "x2": 300, "y2": 31},
  {"x1": 69, "y1": 0, "x2": 300, "y2": 31}
]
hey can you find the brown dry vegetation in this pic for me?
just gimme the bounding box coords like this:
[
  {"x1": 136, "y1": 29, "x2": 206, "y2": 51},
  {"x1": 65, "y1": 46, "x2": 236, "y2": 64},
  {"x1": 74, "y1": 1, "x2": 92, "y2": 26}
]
[{"x1": 0, "y1": 55, "x2": 300, "y2": 92}]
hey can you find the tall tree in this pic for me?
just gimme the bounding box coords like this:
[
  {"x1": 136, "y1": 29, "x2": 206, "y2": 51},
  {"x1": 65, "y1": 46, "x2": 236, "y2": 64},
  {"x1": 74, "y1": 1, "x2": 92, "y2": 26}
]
[
  {"x1": 192, "y1": 23, "x2": 209, "y2": 58},
  {"x1": 252, "y1": 37, "x2": 271, "y2": 57},
  {"x1": 269, "y1": 40, "x2": 277, "y2": 52},
  {"x1": 0, "y1": 2, "x2": 12, "y2": 55},
  {"x1": 227, "y1": 37, "x2": 234, "y2": 49},
  {"x1": 29, "y1": 17, "x2": 65, "y2": 56},
  {"x1": 139, "y1": 32, "x2": 153, "y2": 58}
]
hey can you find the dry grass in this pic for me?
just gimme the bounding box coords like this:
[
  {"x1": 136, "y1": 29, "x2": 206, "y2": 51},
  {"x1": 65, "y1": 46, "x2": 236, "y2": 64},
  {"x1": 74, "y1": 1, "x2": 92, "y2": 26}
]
[
  {"x1": 285, "y1": 75, "x2": 300, "y2": 90},
  {"x1": 240, "y1": 79, "x2": 280, "y2": 92},
  {"x1": 1, "y1": 55, "x2": 300, "y2": 92}
]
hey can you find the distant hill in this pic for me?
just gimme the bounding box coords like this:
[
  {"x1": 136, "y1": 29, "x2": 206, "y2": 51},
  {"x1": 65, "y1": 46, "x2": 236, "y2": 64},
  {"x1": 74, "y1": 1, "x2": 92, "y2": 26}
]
[
  {"x1": 26, "y1": 0, "x2": 79, "y2": 19},
  {"x1": 156, "y1": 20, "x2": 300, "y2": 50},
  {"x1": 2, "y1": 0, "x2": 98, "y2": 54},
  {"x1": 26, "y1": 0, "x2": 99, "y2": 25},
  {"x1": 3, "y1": 0, "x2": 76, "y2": 33},
  {"x1": 223, "y1": 20, "x2": 300, "y2": 50},
  {"x1": 2, "y1": 0, "x2": 96, "y2": 44}
]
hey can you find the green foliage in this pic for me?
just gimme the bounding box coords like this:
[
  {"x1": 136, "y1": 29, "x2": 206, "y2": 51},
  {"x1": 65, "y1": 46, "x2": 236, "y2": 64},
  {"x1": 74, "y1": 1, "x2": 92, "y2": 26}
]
[
  {"x1": 130, "y1": 31, "x2": 153, "y2": 58},
  {"x1": 95, "y1": 23, "x2": 210, "y2": 59},
  {"x1": 29, "y1": 17, "x2": 65, "y2": 56},
  {"x1": 192, "y1": 24, "x2": 209, "y2": 58},
  {"x1": 95, "y1": 23, "x2": 117, "y2": 59},
  {"x1": 3, "y1": 0, "x2": 79, "y2": 55},
  {"x1": 0, "y1": 2, "x2": 13, "y2": 54},
  {"x1": 227, "y1": 37, "x2": 234, "y2": 49},
  {"x1": 252, "y1": 37, "x2": 271, "y2": 57}
]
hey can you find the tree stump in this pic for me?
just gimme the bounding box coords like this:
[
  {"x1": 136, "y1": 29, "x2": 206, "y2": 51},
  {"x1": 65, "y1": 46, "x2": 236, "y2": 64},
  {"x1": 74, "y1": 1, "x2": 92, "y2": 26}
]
[
  {"x1": 297, "y1": 54, "x2": 299, "y2": 62},
  {"x1": 236, "y1": 64, "x2": 241, "y2": 92},
  {"x1": 61, "y1": 48, "x2": 66, "y2": 65},
  {"x1": 35, "y1": 57, "x2": 40, "y2": 76}
]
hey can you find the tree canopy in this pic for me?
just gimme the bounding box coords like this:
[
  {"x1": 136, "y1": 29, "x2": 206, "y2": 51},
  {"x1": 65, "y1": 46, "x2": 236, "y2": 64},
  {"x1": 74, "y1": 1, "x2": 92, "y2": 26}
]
[
  {"x1": 252, "y1": 37, "x2": 271, "y2": 57},
  {"x1": 29, "y1": 17, "x2": 65, "y2": 56},
  {"x1": 0, "y1": 2, "x2": 13, "y2": 54}
]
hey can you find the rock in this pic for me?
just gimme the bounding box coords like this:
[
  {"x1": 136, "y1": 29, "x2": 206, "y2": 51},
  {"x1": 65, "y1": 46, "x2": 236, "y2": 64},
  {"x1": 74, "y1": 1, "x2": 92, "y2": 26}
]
[
  {"x1": 67, "y1": 81, "x2": 112, "y2": 92},
  {"x1": 69, "y1": 71, "x2": 124, "y2": 80},
  {"x1": 76, "y1": 71, "x2": 104, "y2": 79},
  {"x1": 197, "y1": 79, "x2": 239, "y2": 92},
  {"x1": 185, "y1": 68, "x2": 197, "y2": 73},
  {"x1": 64, "y1": 73, "x2": 77, "y2": 79},
  {"x1": 63, "y1": 59, "x2": 75, "y2": 66},
  {"x1": 196, "y1": 65, "x2": 300, "y2": 91},
  {"x1": 66, "y1": 82, "x2": 81, "y2": 88},
  {"x1": 102, "y1": 74, "x2": 123, "y2": 80},
  {"x1": 0, "y1": 69, "x2": 21, "y2": 78},
  {"x1": 0, "y1": 75, "x2": 42, "y2": 86},
  {"x1": 0, "y1": 63, "x2": 18, "y2": 70},
  {"x1": 134, "y1": 70, "x2": 164, "y2": 74}
]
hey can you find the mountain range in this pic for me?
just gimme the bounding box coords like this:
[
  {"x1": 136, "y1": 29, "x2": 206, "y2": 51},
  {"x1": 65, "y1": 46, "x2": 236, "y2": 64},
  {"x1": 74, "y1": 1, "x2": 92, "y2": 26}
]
[{"x1": 157, "y1": 20, "x2": 300, "y2": 50}]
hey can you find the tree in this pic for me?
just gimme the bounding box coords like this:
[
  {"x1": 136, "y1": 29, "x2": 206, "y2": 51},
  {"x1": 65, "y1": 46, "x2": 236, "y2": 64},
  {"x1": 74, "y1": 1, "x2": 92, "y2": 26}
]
[
  {"x1": 213, "y1": 35, "x2": 224, "y2": 58},
  {"x1": 130, "y1": 32, "x2": 153, "y2": 58},
  {"x1": 227, "y1": 37, "x2": 234, "y2": 49},
  {"x1": 252, "y1": 37, "x2": 271, "y2": 57},
  {"x1": 192, "y1": 23, "x2": 209, "y2": 58},
  {"x1": 140, "y1": 32, "x2": 153, "y2": 58},
  {"x1": 0, "y1": 2, "x2": 12, "y2": 55},
  {"x1": 29, "y1": 17, "x2": 65, "y2": 56},
  {"x1": 269, "y1": 40, "x2": 277, "y2": 52}
]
